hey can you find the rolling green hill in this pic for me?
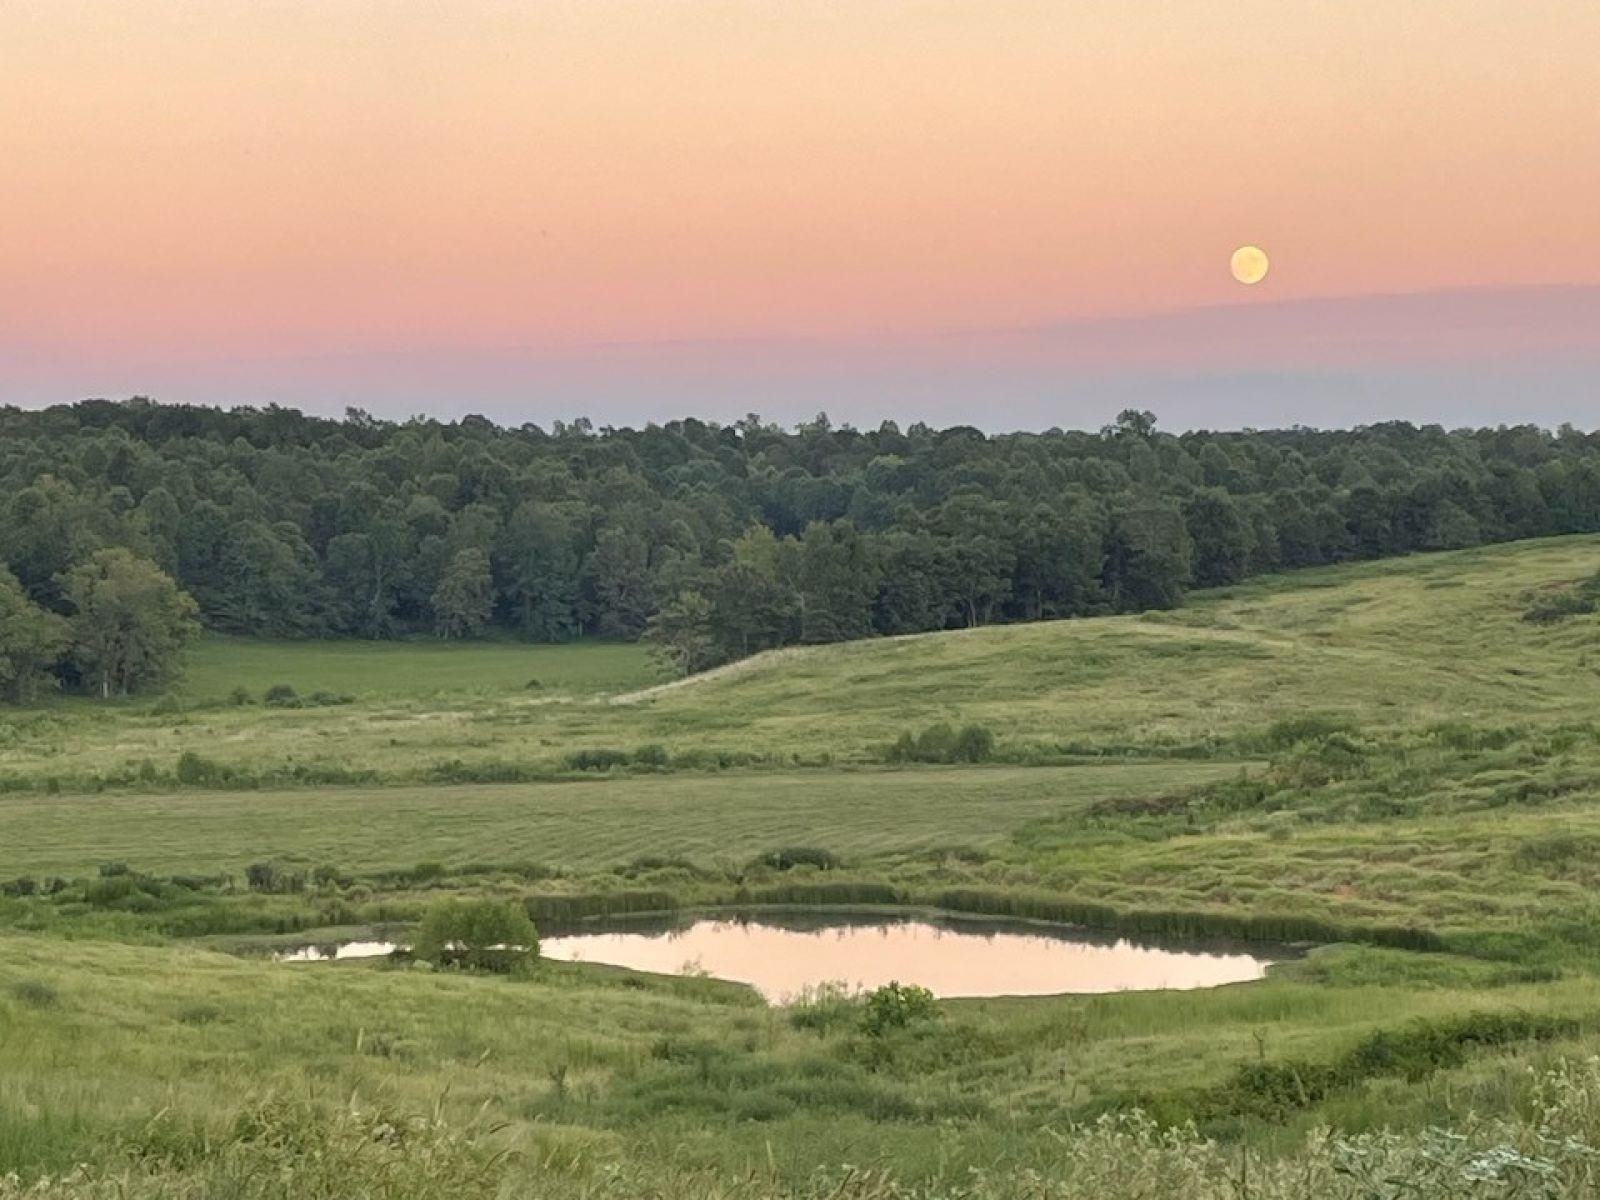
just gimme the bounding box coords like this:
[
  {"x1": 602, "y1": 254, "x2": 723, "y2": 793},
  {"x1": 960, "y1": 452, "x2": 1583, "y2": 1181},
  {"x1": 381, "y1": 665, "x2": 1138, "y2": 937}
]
[
  {"x1": 3, "y1": 535, "x2": 1597, "y2": 794},
  {"x1": 7, "y1": 535, "x2": 1600, "y2": 1198}
]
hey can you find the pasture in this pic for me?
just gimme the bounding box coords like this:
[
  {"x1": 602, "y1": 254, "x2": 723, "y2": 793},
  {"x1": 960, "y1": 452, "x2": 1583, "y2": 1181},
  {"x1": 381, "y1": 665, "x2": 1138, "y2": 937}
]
[
  {"x1": 7, "y1": 535, "x2": 1600, "y2": 1197},
  {"x1": 0, "y1": 762, "x2": 1237, "y2": 877},
  {"x1": 0, "y1": 536, "x2": 1595, "y2": 794}
]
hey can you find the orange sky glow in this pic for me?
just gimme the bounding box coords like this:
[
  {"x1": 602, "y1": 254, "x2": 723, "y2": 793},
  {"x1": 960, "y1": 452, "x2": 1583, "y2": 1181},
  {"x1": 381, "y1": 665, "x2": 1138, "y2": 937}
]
[{"x1": 2, "y1": 1, "x2": 1597, "y2": 423}]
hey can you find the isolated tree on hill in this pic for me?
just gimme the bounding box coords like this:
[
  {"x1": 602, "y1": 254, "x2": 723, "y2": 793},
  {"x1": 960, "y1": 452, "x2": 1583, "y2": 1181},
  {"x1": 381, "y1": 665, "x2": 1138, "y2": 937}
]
[
  {"x1": 432, "y1": 548, "x2": 493, "y2": 639},
  {"x1": 0, "y1": 565, "x2": 70, "y2": 703},
  {"x1": 63, "y1": 548, "x2": 200, "y2": 698}
]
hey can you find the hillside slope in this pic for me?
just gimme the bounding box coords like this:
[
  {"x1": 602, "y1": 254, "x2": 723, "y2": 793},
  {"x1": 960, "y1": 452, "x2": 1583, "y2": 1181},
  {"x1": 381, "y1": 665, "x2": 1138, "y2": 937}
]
[
  {"x1": 0, "y1": 536, "x2": 1595, "y2": 791},
  {"x1": 617, "y1": 534, "x2": 1600, "y2": 756}
]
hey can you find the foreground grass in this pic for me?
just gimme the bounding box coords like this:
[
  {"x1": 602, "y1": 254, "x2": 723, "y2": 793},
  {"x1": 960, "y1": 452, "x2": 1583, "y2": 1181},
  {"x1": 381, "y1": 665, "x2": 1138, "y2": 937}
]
[{"x1": 3, "y1": 932, "x2": 1597, "y2": 1196}]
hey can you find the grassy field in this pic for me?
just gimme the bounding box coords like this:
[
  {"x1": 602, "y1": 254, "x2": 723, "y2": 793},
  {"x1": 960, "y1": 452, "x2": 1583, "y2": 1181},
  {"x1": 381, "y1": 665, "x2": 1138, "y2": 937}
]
[
  {"x1": 8, "y1": 535, "x2": 1600, "y2": 1197},
  {"x1": 4, "y1": 931, "x2": 1598, "y2": 1194},
  {"x1": 0, "y1": 763, "x2": 1239, "y2": 877},
  {"x1": 176, "y1": 634, "x2": 658, "y2": 700},
  {"x1": 0, "y1": 536, "x2": 1595, "y2": 793}
]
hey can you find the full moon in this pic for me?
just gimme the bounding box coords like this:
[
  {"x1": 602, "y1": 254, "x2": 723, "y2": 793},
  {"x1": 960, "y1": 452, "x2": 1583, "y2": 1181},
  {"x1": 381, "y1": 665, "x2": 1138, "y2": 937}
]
[{"x1": 1230, "y1": 245, "x2": 1270, "y2": 285}]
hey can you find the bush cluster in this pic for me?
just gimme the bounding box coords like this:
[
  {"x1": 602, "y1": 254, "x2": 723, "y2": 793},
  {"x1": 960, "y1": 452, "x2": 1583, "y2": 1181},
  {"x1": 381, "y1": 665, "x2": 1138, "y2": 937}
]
[
  {"x1": 758, "y1": 847, "x2": 839, "y2": 872},
  {"x1": 860, "y1": 982, "x2": 939, "y2": 1037},
  {"x1": 261, "y1": 684, "x2": 353, "y2": 709},
  {"x1": 1142, "y1": 1010, "x2": 1577, "y2": 1125},
  {"x1": 886, "y1": 722, "x2": 997, "y2": 764},
  {"x1": 1523, "y1": 570, "x2": 1600, "y2": 622},
  {"x1": 414, "y1": 897, "x2": 540, "y2": 973}
]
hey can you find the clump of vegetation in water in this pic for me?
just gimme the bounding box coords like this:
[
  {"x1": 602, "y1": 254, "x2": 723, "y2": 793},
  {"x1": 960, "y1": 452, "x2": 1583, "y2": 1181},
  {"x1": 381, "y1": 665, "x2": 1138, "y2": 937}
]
[{"x1": 413, "y1": 897, "x2": 539, "y2": 974}]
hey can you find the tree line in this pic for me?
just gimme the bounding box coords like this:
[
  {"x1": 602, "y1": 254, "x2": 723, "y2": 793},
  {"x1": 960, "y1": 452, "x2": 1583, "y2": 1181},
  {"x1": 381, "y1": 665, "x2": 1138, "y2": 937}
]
[{"x1": 1, "y1": 399, "x2": 1598, "y2": 693}]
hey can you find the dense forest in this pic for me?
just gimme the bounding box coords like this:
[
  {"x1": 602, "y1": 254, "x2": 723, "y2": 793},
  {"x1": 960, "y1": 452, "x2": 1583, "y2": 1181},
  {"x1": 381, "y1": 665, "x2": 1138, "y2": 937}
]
[{"x1": 2, "y1": 399, "x2": 1599, "y2": 691}]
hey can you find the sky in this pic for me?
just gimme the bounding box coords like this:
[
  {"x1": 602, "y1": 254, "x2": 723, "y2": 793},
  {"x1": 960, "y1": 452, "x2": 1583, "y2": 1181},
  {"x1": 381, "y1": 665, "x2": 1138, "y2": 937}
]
[{"x1": 2, "y1": 1, "x2": 1597, "y2": 430}]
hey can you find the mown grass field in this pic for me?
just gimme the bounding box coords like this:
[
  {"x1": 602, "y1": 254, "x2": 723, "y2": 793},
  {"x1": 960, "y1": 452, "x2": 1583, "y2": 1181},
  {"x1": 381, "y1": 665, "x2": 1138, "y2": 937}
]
[
  {"x1": 7, "y1": 535, "x2": 1600, "y2": 1197},
  {"x1": 177, "y1": 634, "x2": 658, "y2": 699},
  {"x1": 0, "y1": 763, "x2": 1239, "y2": 877}
]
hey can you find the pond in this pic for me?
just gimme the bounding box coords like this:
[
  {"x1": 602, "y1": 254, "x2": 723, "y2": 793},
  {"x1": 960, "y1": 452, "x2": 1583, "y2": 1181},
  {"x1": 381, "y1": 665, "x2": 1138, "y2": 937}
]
[{"x1": 275, "y1": 911, "x2": 1283, "y2": 1000}]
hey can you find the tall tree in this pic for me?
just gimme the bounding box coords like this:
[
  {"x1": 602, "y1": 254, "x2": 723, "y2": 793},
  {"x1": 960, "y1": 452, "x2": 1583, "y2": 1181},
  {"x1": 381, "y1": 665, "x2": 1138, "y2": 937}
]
[
  {"x1": 62, "y1": 548, "x2": 200, "y2": 698},
  {"x1": 1102, "y1": 502, "x2": 1192, "y2": 612},
  {"x1": 643, "y1": 589, "x2": 718, "y2": 676},
  {"x1": 582, "y1": 526, "x2": 656, "y2": 639},
  {"x1": 0, "y1": 565, "x2": 70, "y2": 703},
  {"x1": 791, "y1": 521, "x2": 877, "y2": 643},
  {"x1": 1183, "y1": 488, "x2": 1252, "y2": 588},
  {"x1": 432, "y1": 548, "x2": 494, "y2": 639}
]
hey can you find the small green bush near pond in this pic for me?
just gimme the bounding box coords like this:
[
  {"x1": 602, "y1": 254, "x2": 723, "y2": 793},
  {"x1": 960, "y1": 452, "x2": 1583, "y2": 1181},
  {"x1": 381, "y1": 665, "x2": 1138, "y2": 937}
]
[
  {"x1": 413, "y1": 897, "x2": 539, "y2": 974},
  {"x1": 861, "y1": 982, "x2": 938, "y2": 1036}
]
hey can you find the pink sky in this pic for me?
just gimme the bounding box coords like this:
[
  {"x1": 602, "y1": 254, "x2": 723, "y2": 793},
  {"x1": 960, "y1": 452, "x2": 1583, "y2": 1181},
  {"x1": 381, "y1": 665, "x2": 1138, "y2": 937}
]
[{"x1": 2, "y1": 1, "x2": 1597, "y2": 425}]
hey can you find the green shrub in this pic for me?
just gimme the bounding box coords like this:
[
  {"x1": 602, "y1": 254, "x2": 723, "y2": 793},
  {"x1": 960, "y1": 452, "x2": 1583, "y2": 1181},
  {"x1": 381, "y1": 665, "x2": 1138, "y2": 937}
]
[
  {"x1": 243, "y1": 862, "x2": 304, "y2": 893},
  {"x1": 632, "y1": 743, "x2": 669, "y2": 768},
  {"x1": 263, "y1": 684, "x2": 301, "y2": 708},
  {"x1": 1257, "y1": 713, "x2": 1361, "y2": 751},
  {"x1": 565, "y1": 747, "x2": 632, "y2": 772},
  {"x1": 759, "y1": 846, "x2": 839, "y2": 871},
  {"x1": 176, "y1": 751, "x2": 228, "y2": 785},
  {"x1": 82, "y1": 872, "x2": 172, "y2": 911},
  {"x1": 1142, "y1": 1009, "x2": 1578, "y2": 1125},
  {"x1": 414, "y1": 897, "x2": 539, "y2": 973},
  {"x1": 307, "y1": 689, "x2": 354, "y2": 707},
  {"x1": 310, "y1": 864, "x2": 351, "y2": 889},
  {"x1": 228, "y1": 686, "x2": 255, "y2": 706},
  {"x1": 245, "y1": 862, "x2": 277, "y2": 892},
  {"x1": 1523, "y1": 572, "x2": 1600, "y2": 622},
  {"x1": 860, "y1": 982, "x2": 938, "y2": 1036},
  {"x1": 952, "y1": 723, "x2": 996, "y2": 763},
  {"x1": 887, "y1": 722, "x2": 998, "y2": 764}
]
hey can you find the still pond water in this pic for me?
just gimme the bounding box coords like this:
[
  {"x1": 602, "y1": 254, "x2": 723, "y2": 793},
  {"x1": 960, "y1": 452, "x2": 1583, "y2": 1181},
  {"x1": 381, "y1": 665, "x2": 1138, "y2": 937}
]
[{"x1": 277, "y1": 912, "x2": 1281, "y2": 1001}]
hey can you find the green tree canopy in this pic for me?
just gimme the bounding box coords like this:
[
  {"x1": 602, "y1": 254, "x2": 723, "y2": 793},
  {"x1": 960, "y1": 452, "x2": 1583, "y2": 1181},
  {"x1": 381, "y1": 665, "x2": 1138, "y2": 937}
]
[
  {"x1": 0, "y1": 566, "x2": 70, "y2": 703},
  {"x1": 432, "y1": 548, "x2": 494, "y2": 639},
  {"x1": 63, "y1": 548, "x2": 200, "y2": 698},
  {"x1": 414, "y1": 897, "x2": 539, "y2": 973}
]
